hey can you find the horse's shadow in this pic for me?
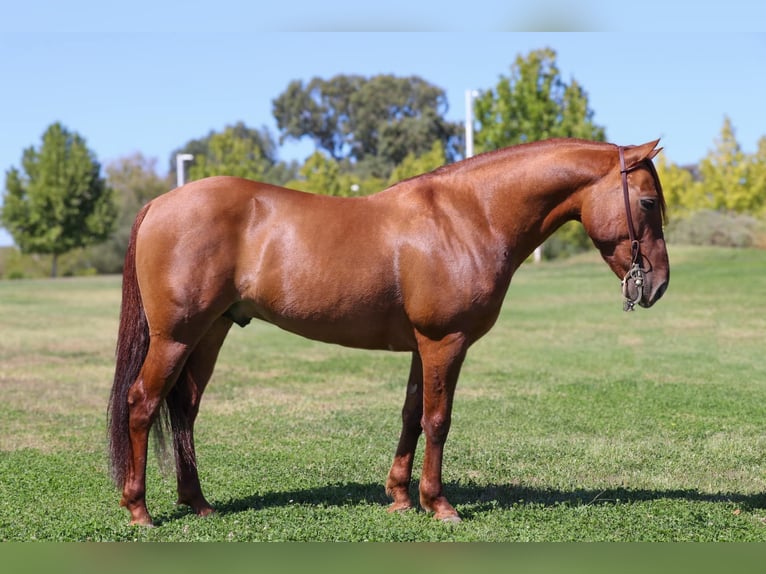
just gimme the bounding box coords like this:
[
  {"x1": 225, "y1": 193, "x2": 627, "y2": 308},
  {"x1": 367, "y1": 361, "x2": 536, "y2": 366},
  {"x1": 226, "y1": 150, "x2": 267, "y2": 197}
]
[{"x1": 157, "y1": 481, "x2": 766, "y2": 524}]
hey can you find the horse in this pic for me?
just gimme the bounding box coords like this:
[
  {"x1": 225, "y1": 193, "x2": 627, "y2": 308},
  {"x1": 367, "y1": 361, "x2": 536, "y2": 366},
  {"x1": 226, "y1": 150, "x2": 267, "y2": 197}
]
[{"x1": 107, "y1": 138, "x2": 669, "y2": 526}]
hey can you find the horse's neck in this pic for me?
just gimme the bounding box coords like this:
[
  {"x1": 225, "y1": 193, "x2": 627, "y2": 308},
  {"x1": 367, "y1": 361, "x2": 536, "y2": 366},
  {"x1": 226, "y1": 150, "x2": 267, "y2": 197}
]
[{"x1": 456, "y1": 144, "x2": 609, "y2": 265}]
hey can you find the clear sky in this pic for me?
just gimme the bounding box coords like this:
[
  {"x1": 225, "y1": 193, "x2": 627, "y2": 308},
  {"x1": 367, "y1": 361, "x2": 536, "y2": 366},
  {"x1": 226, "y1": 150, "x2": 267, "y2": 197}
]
[{"x1": 1, "y1": 1, "x2": 765, "y2": 246}]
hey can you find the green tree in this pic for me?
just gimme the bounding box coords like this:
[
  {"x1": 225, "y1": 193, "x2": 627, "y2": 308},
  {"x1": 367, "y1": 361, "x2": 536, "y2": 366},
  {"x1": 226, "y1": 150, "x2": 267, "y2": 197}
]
[
  {"x1": 388, "y1": 140, "x2": 446, "y2": 185},
  {"x1": 473, "y1": 48, "x2": 605, "y2": 260},
  {"x1": 751, "y1": 136, "x2": 766, "y2": 216},
  {"x1": 272, "y1": 74, "x2": 461, "y2": 179},
  {"x1": 473, "y1": 47, "x2": 606, "y2": 151},
  {"x1": 1, "y1": 123, "x2": 117, "y2": 277},
  {"x1": 173, "y1": 122, "x2": 296, "y2": 185},
  {"x1": 294, "y1": 151, "x2": 344, "y2": 196},
  {"x1": 699, "y1": 116, "x2": 765, "y2": 213},
  {"x1": 285, "y1": 151, "x2": 387, "y2": 197},
  {"x1": 88, "y1": 153, "x2": 170, "y2": 273},
  {"x1": 654, "y1": 154, "x2": 700, "y2": 217},
  {"x1": 273, "y1": 75, "x2": 360, "y2": 161},
  {"x1": 187, "y1": 124, "x2": 273, "y2": 182}
]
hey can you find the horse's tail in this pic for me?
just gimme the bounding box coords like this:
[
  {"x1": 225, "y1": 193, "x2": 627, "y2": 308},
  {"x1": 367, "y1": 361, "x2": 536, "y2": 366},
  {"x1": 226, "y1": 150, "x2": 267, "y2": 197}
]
[{"x1": 107, "y1": 202, "x2": 152, "y2": 487}]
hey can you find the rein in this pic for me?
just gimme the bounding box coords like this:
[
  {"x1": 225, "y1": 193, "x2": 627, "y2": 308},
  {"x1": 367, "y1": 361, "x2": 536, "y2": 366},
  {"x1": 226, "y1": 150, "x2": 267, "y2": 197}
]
[{"x1": 618, "y1": 146, "x2": 646, "y2": 312}]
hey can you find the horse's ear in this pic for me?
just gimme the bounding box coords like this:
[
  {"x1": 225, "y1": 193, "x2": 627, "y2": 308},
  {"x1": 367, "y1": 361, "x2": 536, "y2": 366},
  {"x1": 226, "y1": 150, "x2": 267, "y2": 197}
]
[{"x1": 624, "y1": 139, "x2": 662, "y2": 168}]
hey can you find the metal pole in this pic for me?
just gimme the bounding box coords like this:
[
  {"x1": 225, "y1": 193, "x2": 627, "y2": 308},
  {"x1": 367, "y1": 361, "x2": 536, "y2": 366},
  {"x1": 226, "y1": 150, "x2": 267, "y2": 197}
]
[
  {"x1": 176, "y1": 153, "x2": 194, "y2": 188},
  {"x1": 464, "y1": 89, "x2": 477, "y2": 158}
]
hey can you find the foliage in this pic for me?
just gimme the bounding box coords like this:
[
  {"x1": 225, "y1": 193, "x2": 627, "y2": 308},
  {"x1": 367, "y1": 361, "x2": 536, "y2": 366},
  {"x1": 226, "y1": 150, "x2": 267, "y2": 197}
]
[
  {"x1": 698, "y1": 117, "x2": 766, "y2": 214},
  {"x1": 472, "y1": 48, "x2": 605, "y2": 260},
  {"x1": 752, "y1": 136, "x2": 766, "y2": 214},
  {"x1": 654, "y1": 153, "x2": 698, "y2": 217},
  {"x1": 659, "y1": 118, "x2": 766, "y2": 218},
  {"x1": 87, "y1": 153, "x2": 171, "y2": 274},
  {"x1": 289, "y1": 151, "x2": 346, "y2": 196},
  {"x1": 473, "y1": 47, "x2": 606, "y2": 151},
  {"x1": 0, "y1": 123, "x2": 117, "y2": 277},
  {"x1": 665, "y1": 210, "x2": 766, "y2": 248},
  {"x1": 188, "y1": 124, "x2": 272, "y2": 182},
  {"x1": 286, "y1": 151, "x2": 387, "y2": 197},
  {"x1": 173, "y1": 122, "x2": 298, "y2": 186},
  {"x1": 541, "y1": 220, "x2": 592, "y2": 260},
  {"x1": 1, "y1": 247, "x2": 766, "y2": 541},
  {"x1": 0, "y1": 246, "x2": 98, "y2": 279},
  {"x1": 656, "y1": 118, "x2": 765, "y2": 252},
  {"x1": 272, "y1": 74, "x2": 461, "y2": 179},
  {"x1": 387, "y1": 140, "x2": 446, "y2": 186}
]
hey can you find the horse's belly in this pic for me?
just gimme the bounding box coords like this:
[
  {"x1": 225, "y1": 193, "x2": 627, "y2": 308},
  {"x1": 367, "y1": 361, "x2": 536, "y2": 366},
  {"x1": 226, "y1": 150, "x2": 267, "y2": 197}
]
[{"x1": 231, "y1": 296, "x2": 416, "y2": 351}]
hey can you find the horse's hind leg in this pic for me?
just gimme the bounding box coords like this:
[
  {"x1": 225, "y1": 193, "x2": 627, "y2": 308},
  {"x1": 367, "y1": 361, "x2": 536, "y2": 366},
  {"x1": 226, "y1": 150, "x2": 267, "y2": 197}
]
[
  {"x1": 385, "y1": 351, "x2": 424, "y2": 512},
  {"x1": 122, "y1": 338, "x2": 190, "y2": 526},
  {"x1": 169, "y1": 317, "x2": 232, "y2": 516}
]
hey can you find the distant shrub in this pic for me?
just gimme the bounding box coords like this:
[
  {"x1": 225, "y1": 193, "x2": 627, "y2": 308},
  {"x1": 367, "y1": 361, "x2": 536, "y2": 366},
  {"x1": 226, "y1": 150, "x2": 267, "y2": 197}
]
[
  {"x1": 544, "y1": 221, "x2": 593, "y2": 260},
  {"x1": 666, "y1": 210, "x2": 766, "y2": 248},
  {"x1": 0, "y1": 246, "x2": 101, "y2": 279}
]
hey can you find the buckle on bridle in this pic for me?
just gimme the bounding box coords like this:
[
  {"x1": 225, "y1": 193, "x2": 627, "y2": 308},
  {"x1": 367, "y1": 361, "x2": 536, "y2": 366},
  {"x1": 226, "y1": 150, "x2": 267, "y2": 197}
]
[{"x1": 621, "y1": 263, "x2": 645, "y2": 312}]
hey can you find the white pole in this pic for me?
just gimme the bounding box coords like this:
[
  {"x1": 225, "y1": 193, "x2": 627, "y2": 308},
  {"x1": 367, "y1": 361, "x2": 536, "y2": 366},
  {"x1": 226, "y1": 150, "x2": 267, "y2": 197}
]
[
  {"x1": 464, "y1": 89, "x2": 477, "y2": 159},
  {"x1": 176, "y1": 153, "x2": 194, "y2": 188}
]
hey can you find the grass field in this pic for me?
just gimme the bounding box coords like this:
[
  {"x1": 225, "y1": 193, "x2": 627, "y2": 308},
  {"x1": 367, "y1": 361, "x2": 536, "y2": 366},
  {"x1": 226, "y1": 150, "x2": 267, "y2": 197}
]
[{"x1": 1, "y1": 245, "x2": 765, "y2": 541}]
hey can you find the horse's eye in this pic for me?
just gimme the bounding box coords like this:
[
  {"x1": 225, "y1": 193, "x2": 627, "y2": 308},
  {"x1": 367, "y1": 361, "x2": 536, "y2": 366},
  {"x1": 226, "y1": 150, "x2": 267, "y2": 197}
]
[{"x1": 640, "y1": 198, "x2": 657, "y2": 211}]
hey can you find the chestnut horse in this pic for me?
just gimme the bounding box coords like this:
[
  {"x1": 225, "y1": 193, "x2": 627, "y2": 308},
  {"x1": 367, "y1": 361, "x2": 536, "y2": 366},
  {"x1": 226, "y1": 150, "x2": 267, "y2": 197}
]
[{"x1": 108, "y1": 138, "x2": 668, "y2": 525}]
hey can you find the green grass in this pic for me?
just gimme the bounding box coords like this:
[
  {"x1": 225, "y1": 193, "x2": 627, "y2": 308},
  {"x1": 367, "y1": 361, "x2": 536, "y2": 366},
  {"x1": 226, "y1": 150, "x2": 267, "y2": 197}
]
[{"x1": 1, "y1": 246, "x2": 765, "y2": 541}]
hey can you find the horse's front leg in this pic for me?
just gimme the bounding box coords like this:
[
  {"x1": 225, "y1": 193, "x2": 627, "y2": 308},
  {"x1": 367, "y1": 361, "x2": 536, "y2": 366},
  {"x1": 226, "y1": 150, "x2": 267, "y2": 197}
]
[
  {"x1": 386, "y1": 351, "x2": 424, "y2": 512},
  {"x1": 416, "y1": 332, "x2": 467, "y2": 522}
]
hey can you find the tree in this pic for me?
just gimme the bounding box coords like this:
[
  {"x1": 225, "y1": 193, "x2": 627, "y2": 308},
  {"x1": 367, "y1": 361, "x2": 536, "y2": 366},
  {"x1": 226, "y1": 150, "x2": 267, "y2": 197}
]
[
  {"x1": 698, "y1": 116, "x2": 765, "y2": 213},
  {"x1": 752, "y1": 136, "x2": 766, "y2": 216},
  {"x1": 273, "y1": 75, "x2": 360, "y2": 161},
  {"x1": 285, "y1": 151, "x2": 375, "y2": 197},
  {"x1": 1, "y1": 123, "x2": 117, "y2": 277},
  {"x1": 293, "y1": 151, "x2": 345, "y2": 196},
  {"x1": 272, "y1": 74, "x2": 461, "y2": 179},
  {"x1": 88, "y1": 153, "x2": 170, "y2": 273},
  {"x1": 654, "y1": 154, "x2": 700, "y2": 217},
  {"x1": 472, "y1": 48, "x2": 606, "y2": 260},
  {"x1": 473, "y1": 47, "x2": 606, "y2": 151},
  {"x1": 388, "y1": 140, "x2": 446, "y2": 185},
  {"x1": 171, "y1": 122, "x2": 296, "y2": 186}
]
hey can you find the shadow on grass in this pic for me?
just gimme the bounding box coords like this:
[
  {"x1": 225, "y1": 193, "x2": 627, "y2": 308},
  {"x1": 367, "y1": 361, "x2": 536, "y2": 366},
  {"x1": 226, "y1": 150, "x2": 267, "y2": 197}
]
[{"x1": 157, "y1": 481, "x2": 766, "y2": 523}]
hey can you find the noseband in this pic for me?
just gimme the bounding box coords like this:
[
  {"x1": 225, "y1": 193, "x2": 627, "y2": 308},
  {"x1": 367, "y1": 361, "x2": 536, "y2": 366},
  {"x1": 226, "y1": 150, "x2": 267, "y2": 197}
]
[{"x1": 618, "y1": 146, "x2": 646, "y2": 312}]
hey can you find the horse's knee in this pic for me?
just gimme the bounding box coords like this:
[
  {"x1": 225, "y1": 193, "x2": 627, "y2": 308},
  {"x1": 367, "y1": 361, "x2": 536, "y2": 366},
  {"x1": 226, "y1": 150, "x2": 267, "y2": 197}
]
[
  {"x1": 126, "y1": 383, "x2": 161, "y2": 431},
  {"x1": 421, "y1": 413, "x2": 451, "y2": 443}
]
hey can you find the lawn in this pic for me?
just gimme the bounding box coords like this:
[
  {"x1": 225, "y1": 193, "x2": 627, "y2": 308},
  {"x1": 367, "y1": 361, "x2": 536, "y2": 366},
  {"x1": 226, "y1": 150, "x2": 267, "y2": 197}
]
[{"x1": 1, "y1": 246, "x2": 765, "y2": 541}]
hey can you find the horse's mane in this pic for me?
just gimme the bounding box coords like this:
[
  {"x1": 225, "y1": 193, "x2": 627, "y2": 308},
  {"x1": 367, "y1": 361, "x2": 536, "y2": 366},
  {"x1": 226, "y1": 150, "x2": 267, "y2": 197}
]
[{"x1": 387, "y1": 138, "x2": 667, "y2": 222}]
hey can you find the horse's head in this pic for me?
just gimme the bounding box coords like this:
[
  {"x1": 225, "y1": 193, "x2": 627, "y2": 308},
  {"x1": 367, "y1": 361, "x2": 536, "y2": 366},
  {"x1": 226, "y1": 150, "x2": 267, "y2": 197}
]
[{"x1": 581, "y1": 140, "x2": 669, "y2": 310}]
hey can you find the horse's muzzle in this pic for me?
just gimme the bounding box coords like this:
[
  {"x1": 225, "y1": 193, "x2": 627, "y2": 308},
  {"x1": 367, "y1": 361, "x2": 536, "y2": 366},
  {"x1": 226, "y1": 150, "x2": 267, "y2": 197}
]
[
  {"x1": 622, "y1": 266, "x2": 668, "y2": 311},
  {"x1": 641, "y1": 279, "x2": 668, "y2": 308}
]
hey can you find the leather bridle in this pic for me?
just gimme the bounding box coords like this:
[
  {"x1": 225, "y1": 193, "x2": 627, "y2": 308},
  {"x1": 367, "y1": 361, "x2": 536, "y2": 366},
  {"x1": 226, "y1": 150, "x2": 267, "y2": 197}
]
[{"x1": 618, "y1": 146, "x2": 646, "y2": 312}]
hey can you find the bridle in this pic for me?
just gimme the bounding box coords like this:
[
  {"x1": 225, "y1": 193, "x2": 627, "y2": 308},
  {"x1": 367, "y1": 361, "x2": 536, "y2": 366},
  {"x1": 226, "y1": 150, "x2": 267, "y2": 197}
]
[{"x1": 618, "y1": 146, "x2": 647, "y2": 312}]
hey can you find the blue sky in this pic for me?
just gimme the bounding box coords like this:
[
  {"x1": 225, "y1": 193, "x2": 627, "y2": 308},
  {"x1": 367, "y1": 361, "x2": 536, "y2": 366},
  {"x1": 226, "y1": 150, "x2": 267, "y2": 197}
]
[{"x1": 1, "y1": 1, "x2": 765, "y2": 246}]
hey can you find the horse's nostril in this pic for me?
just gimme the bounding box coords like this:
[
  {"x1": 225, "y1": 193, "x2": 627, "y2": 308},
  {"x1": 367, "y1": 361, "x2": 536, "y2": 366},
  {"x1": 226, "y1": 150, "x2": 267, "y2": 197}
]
[{"x1": 654, "y1": 281, "x2": 668, "y2": 303}]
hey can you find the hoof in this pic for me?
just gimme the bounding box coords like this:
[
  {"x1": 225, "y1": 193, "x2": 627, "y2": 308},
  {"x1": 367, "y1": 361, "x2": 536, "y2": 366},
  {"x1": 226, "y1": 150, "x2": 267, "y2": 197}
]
[
  {"x1": 176, "y1": 497, "x2": 215, "y2": 517},
  {"x1": 387, "y1": 501, "x2": 414, "y2": 514},
  {"x1": 129, "y1": 517, "x2": 155, "y2": 527},
  {"x1": 438, "y1": 514, "x2": 462, "y2": 524}
]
